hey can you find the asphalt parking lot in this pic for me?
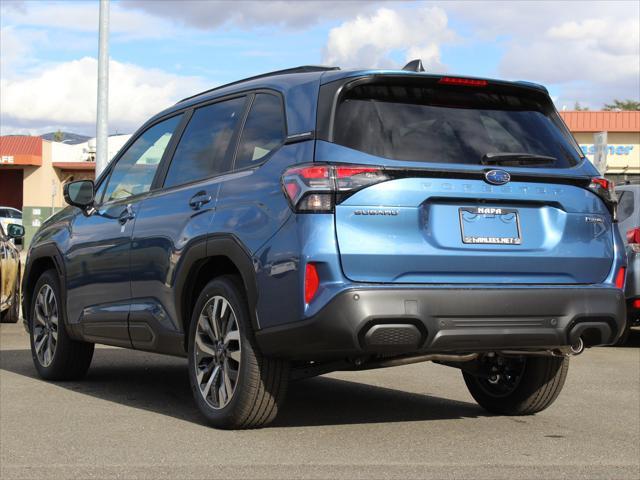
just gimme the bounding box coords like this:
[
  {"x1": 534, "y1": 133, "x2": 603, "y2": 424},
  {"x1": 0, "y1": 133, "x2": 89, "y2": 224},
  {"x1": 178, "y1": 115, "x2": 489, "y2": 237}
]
[{"x1": 1, "y1": 322, "x2": 638, "y2": 480}]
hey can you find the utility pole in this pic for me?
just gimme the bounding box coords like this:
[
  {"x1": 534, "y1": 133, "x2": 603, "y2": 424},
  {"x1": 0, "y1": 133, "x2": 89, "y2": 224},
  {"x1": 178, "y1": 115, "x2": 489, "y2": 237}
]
[{"x1": 96, "y1": 0, "x2": 110, "y2": 176}]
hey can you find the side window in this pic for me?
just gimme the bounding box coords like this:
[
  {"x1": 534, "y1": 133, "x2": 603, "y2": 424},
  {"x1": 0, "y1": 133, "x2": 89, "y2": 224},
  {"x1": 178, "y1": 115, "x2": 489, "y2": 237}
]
[
  {"x1": 93, "y1": 176, "x2": 108, "y2": 205},
  {"x1": 235, "y1": 93, "x2": 285, "y2": 170},
  {"x1": 617, "y1": 190, "x2": 635, "y2": 222},
  {"x1": 164, "y1": 97, "x2": 246, "y2": 188},
  {"x1": 102, "y1": 115, "x2": 182, "y2": 202}
]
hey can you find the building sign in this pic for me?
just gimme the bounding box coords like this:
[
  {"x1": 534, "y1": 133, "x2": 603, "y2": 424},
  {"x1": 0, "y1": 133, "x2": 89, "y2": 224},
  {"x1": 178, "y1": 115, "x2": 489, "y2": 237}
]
[
  {"x1": 1, "y1": 155, "x2": 14, "y2": 164},
  {"x1": 580, "y1": 144, "x2": 634, "y2": 156}
]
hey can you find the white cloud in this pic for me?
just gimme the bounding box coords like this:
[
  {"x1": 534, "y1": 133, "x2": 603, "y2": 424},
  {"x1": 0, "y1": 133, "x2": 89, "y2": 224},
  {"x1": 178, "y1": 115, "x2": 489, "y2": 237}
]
[
  {"x1": 498, "y1": 16, "x2": 639, "y2": 107},
  {"x1": 442, "y1": 1, "x2": 637, "y2": 38},
  {"x1": 0, "y1": 26, "x2": 29, "y2": 72},
  {"x1": 0, "y1": 1, "x2": 175, "y2": 39},
  {"x1": 0, "y1": 57, "x2": 208, "y2": 135},
  {"x1": 323, "y1": 6, "x2": 456, "y2": 69},
  {"x1": 121, "y1": 0, "x2": 386, "y2": 30},
  {"x1": 440, "y1": 1, "x2": 640, "y2": 106},
  {"x1": 547, "y1": 18, "x2": 639, "y2": 56},
  {"x1": 503, "y1": 17, "x2": 639, "y2": 83}
]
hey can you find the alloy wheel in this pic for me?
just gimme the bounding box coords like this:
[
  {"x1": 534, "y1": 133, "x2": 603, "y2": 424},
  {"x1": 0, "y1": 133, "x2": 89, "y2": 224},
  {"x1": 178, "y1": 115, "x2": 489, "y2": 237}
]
[
  {"x1": 193, "y1": 296, "x2": 242, "y2": 409},
  {"x1": 32, "y1": 284, "x2": 58, "y2": 367},
  {"x1": 476, "y1": 355, "x2": 526, "y2": 398}
]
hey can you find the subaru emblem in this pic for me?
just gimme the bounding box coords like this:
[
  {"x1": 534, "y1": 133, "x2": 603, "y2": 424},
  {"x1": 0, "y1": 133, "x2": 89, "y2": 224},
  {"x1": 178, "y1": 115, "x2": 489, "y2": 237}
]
[{"x1": 485, "y1": 169, "x2": 511, "y2": 185}]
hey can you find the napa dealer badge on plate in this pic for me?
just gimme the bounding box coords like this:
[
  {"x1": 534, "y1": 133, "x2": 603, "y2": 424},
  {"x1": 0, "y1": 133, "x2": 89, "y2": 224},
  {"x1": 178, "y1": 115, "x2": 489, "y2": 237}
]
[{"x1": 459, "y1": 207, "x2": 522, "y2": 245}]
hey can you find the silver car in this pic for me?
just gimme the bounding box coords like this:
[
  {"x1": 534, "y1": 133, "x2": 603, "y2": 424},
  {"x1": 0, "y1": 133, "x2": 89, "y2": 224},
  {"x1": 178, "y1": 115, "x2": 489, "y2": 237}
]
[
  {"x1": 0, "y1": 207, "x2": 23, "y2": 246},
  {"x1": 616, "y1": 183, "x2": 640, "y2": 343}
]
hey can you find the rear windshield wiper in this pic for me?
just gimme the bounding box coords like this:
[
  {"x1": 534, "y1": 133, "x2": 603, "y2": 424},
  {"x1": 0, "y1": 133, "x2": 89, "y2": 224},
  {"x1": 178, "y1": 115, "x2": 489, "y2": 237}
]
[{"x1": 481, "y1": 153, "x2": 556, "y2": 166}]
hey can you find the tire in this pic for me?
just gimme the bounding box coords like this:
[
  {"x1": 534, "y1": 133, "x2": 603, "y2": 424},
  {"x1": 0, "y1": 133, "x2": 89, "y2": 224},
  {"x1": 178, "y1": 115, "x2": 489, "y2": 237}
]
[
  {"x1": 29, "y1": 269, "x2": 94, "y2": 380},
  {"x1": 187, "y1": 275, "x2": 289, "y2": 429},
  {"x1": 463, "y1": 355, "x2": 569, "y2": 415},
  {"x1": 1, "y1": 269, "x2": 20, "y2": 323}
]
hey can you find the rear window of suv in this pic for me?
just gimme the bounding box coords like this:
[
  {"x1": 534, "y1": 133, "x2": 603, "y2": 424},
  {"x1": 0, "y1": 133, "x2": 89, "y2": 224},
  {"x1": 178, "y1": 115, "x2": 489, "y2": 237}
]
[{"x1": 332, "y1": 81, "x2": 582, "y2": 168}]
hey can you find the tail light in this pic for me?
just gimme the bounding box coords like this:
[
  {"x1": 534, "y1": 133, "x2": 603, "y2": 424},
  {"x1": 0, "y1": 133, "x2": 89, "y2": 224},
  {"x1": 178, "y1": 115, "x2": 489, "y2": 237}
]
[
  {"x1": 632, "y1": 299, "x2": 640, "y2": 310},
  {"x1": 304, "y1": 263, "x2": 320, "y2": 304},
  {"x1": 615, "y1": 266, "x2": 626, "y2": 290},
  {"x1": 627, "y1": 227, "x2": 640, "y2": 245},
  {"x1": 282, "y1": 164, "x2": 389, "y2": 213},
  {"x1": 588, "y1": 177, "x2": 618, "y2": 220}
]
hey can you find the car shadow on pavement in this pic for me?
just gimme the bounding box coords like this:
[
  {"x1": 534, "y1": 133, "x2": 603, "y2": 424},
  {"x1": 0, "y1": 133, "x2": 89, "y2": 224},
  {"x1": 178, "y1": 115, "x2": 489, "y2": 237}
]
[
  {"x1": 623, "y1": 327, "x2": 640, "y2": 347},
  {"x1": 0, "y1": 347, "x2": 486, "y2": 428},
  {"x1": 274, "y1": 376, "x2": 484, "y2": 427}
]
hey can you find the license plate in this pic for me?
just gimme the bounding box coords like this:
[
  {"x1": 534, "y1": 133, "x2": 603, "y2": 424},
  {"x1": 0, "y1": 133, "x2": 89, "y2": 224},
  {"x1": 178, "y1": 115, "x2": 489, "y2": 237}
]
[{"x1": 459, "y1": 207, "x2": 521, "y2": 245}]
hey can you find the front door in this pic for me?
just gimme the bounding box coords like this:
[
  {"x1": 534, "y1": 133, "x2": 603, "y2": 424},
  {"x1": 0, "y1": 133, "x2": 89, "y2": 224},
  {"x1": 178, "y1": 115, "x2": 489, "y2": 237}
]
[{"x1": 65, "y1": 114, "x2": 183, "y2": 347}]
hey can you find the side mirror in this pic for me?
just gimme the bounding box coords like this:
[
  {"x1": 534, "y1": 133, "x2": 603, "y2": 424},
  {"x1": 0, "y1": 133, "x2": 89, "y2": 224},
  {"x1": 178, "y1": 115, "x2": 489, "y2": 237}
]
[
  {"x1": 7, "y1": 223, "x2": 25, "y2": 239},
  {"x1": 64, "y1": 180, "x2": 95, "y2": 210}
]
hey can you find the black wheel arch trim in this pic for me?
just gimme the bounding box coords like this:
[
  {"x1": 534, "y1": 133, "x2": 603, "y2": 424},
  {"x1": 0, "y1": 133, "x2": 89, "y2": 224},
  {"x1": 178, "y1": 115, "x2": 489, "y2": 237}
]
[
  {"x1": 175, "y1": 233, "x2": 259, "y2": 340},
  {"x1": 21, "y1": 243, "x2": 72, "y2": 335},
  {"x1": 206, "y1": 234, "x2": 259, "y2": 330}
]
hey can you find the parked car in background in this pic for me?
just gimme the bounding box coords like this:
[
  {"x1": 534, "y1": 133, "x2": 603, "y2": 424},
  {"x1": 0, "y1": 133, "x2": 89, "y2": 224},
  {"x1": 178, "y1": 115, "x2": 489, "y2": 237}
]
[
  {"x1": 0, "y1": 207, "x2": 23, "y2": 246},
  {"x1": 1, "y1": 222, "x2": 24, "y2": 323},
  {"x1": 616, "y1": 183, "x2": 640, "y2": 342},
  {"x1": 22, "y1": 64, "x2": 626, "y2": 429}
]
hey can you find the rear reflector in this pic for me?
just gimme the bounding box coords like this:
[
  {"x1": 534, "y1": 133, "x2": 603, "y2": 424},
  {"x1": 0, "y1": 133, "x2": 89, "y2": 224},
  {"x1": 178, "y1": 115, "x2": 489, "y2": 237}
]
[
  {"x1": 438, "y1": 76, "x2": 488, "y2": 87},
  {"x1": 627, "y1": 227, "x2": 640, "y2": 244},
  {"x1": 615, "y1": 267, "x2": 626, "y2": 289},
  {"x1": 632, "y1": 299, "x2": 640, "y2": 310},
  {"x1": 304, "y1": 263, "x2": 320, "y2": 304}
]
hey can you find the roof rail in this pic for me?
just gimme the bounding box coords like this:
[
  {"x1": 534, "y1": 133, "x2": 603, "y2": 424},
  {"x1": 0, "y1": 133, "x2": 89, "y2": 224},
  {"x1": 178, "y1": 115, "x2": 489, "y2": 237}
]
[{"x1": 177, "y1": 65, "x2": 340, "y2": 104}]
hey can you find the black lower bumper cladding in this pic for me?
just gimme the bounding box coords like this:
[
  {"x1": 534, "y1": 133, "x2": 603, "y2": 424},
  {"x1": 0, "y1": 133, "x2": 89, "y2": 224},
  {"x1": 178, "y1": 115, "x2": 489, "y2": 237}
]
[{"x1": 256, "y1": 286, "x2": 625, "y2": 360}]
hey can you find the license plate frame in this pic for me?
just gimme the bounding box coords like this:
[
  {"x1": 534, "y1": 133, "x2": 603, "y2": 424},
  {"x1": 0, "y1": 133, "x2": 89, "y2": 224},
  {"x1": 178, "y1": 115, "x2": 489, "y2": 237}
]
[{"x1": 459, "y1": 207, "x2": 522, "y2": 245}]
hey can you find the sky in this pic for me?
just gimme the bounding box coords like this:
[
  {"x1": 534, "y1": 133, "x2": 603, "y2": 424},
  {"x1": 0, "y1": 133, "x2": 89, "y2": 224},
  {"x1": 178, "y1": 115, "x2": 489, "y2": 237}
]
[{"x1": 1, "y1": 0, "x2": 639, "y2": 136}]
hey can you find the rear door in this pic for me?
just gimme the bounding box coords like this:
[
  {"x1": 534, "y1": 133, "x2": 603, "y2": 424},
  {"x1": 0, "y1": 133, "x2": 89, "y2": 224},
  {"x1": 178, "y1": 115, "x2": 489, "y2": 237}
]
[
  {"x1": 320, "y1": 77, "x2": 613, "y2": 285},
  {"x1": 211, "y1": 92, "x2": 289, "y2": 253},
  {"x1": 129, "y1": 95, "x2": 248, "y2": 352}
]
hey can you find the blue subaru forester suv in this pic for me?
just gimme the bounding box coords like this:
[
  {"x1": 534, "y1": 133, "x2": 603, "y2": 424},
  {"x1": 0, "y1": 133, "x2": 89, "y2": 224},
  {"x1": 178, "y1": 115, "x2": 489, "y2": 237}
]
[{"x1": 23, "y1": 64, "x2": 627, "y2": 429}]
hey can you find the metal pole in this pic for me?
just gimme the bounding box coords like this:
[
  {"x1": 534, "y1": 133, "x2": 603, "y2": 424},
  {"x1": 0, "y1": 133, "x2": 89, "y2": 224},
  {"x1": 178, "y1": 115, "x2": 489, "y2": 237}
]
[{"x1": 95, "y1": 0, "x2": 110, "y2": 176}]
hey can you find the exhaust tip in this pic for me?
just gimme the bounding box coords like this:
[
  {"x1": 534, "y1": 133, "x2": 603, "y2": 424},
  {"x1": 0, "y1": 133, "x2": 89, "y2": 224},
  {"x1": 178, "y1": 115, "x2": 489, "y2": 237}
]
[{"x1": 570, "y1": 337, "x2": 584, "y2": 355}]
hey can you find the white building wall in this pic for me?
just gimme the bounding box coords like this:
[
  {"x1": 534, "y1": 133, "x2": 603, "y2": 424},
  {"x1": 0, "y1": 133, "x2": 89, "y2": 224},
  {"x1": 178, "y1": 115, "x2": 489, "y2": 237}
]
[{"x1": 50, "y1": 134, "x2": 132, "y2": 164}]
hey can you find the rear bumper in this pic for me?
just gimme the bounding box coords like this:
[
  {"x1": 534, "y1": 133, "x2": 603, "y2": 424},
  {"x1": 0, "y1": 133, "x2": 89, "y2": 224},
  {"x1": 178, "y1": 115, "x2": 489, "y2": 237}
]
[{"x1": 255, "y1": 286, "x2": 626, "y2": 360}]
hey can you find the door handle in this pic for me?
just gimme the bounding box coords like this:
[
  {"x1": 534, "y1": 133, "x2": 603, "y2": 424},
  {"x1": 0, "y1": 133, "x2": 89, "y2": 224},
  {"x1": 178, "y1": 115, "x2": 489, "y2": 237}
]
[
  {"x1": 189, "y1": 191, "x2": 212, "y2": 210},
  {"x1": 118, "y1": 204, "x2": 135, "y2": 225}
]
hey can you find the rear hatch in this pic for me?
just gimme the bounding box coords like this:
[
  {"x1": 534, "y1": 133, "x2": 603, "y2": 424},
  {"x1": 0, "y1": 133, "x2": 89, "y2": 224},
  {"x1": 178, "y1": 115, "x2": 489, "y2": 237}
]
[{"x1": 317, "y1": 75, "x2": 614, "y2": 284}]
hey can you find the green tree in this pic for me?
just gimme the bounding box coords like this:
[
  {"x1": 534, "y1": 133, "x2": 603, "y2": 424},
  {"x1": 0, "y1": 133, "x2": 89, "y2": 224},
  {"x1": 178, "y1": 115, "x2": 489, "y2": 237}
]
[
  {"x1": 53, "y1": 130, "x2": 65, "y2": 142},
  {"x1": 574, "y1": 102, "x2": 589, "y2": 111},
  {"x1": 603, "y1": 99, "x2": 640, "y2": 111}
]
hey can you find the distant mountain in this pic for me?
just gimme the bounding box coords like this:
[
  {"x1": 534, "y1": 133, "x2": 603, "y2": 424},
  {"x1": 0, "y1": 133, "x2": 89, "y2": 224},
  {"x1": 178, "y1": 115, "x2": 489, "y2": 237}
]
[{"x1": 41, "y1": 132, "x2": 92, "y2": 145}]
